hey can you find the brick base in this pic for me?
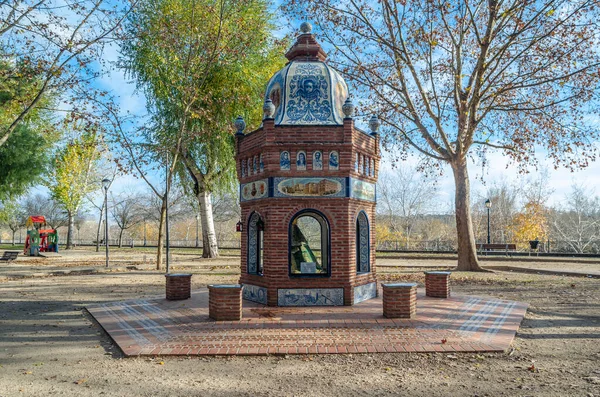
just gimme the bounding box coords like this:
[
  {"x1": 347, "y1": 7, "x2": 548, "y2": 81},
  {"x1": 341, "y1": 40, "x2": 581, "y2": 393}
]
[
  {"x1": 208, "y1": 285, "x2": 243, "y2": 321},
  {"x1": 165, "y1": 274, "x2": 192, "y2": 300},
  {"x1": 382, "y1": 283, "x2": 417, "y2": 319},
  {"x1": 425, "y1": 271, "x2": 451, "y2": 298}
]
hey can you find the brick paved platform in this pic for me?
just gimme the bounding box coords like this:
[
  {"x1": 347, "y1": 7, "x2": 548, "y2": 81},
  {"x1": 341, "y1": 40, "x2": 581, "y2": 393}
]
[{"x1": 87, "y1": 289, "x2": 528, "y2": 356}]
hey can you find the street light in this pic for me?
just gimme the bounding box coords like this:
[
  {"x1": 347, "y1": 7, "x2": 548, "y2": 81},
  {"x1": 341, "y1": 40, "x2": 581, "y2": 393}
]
[
  {"x1": 485, "y1": 199, "x2": 492, "y2": 245},
  {"x1": 102, "y1": 178, "x2": 111, "y2": 267},
  {"x1": 195, "y1": 214, "x2": 200, "y2": 248}
]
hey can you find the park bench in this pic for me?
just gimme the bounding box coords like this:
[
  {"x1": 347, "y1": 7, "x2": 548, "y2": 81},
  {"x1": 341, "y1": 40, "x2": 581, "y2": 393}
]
[
  {"x1": 476, "y1": 243, "x2": 517, "y2": 256},
  {"x1": 0, "y1": 251, "x2": 19, "y2": 263}
]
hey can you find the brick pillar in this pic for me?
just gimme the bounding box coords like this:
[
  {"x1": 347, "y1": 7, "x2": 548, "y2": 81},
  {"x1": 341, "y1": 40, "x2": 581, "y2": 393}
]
[
  {"x1": 208, "y1": 284, "x2": 243, "y2": 321},
  {"x1": 382, "y1": 283, "x2": 417, "y2": 319},
  {"x1": 425, "y1": 271, "x2": 451, "y2": 298},
  {"x1": 165, "y1": 273, "x2": 192, "y2": 300}
]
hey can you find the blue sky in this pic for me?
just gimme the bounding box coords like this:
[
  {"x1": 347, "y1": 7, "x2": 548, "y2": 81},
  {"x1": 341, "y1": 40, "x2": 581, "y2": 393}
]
[{"x1": 91, "y1": 5, "x2": 600, "y2": 212}]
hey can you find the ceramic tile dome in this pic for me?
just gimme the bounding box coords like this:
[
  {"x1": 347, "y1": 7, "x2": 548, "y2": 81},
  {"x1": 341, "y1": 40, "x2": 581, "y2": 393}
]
[{"x1": 264, "y1": 24, "x2": 349, "y2": 126}]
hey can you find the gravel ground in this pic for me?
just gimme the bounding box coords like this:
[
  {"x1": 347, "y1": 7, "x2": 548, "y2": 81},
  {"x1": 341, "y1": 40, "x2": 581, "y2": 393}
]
[{"x1": 0, "y1": 255, "x2": 599, "y2": 396}]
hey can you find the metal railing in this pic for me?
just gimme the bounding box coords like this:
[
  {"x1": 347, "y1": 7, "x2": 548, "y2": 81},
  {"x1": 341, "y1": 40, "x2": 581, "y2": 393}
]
[{"x1": 4, "y1": 236, "x2": 600, "y2": 255}]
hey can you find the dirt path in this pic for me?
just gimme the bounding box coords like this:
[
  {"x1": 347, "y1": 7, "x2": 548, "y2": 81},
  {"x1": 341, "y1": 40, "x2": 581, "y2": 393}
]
[{"x1": 0, "y1": 260, "x2": 599, "y2": 396}]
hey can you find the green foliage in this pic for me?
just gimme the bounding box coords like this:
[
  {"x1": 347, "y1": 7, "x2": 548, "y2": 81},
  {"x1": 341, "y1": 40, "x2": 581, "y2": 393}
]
[
  {"x1": 0, "y1": 57, "x2": 44, "y2": 130},
  {"x1": 47, "y1": 131, "x2": 102, "y2": 214},
  {"x1": 121, "y1": 0, "x2": 286, "y2": 193},
  {"x1": 0, "y1": 58, "x2": 56, "y2": 201},
  {"x1": 0, "y1": 124, "x2": 53, "y2": 201}
]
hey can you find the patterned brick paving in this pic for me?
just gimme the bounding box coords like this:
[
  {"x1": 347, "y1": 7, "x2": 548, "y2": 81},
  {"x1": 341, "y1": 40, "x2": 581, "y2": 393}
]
[{"x1": 87, "y1": 289, "x2": 528, "y2": 356}]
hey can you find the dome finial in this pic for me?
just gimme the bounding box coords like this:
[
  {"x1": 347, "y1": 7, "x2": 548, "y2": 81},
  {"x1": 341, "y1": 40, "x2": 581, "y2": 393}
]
[
  {"x1": 234, "y1": 116, "x2": 246, "y2": 135},
  {"x1": 369, "y1": 115, "x2": 381, "y2": 135},
  {"x1": 299, "y1": 21, "x2": 312, "y2": 34},
  {"x1": 263, "y1": 98, "x2": 275, "y2": 120},
  {"x1": 342, "y1": 97, "x2": 355, "y2": 119}
]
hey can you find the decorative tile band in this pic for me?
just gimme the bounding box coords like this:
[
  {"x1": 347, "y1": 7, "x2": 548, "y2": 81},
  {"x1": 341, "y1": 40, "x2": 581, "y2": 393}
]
[
  {"x1": 278, "y1": 288, "x2": 344, "y2": 306},
  {"x1": 242, "y1": 284, "x2": 268, "y2": 305},
  {"x1": 350, "y1": 178, "x2": 376, "y2": 202},
  {"x1": 353, "y1": 282, "x2": 377, "y2": 304},
  {"x1": 240, "y1": 177, "x2": 375, "y2": 202},
  {"x1": 273, "y1": 177, "x2": 346, "y2": 198},
  {"x1": 240, "y1": 179, "x2": 269, "y2": 202}
]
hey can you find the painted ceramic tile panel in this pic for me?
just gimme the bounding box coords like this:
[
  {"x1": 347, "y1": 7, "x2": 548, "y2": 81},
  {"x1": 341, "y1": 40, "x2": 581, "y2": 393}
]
[
  {"x1": 247, "y1": 212, "x2": 260, "y2": 274},
  {"x1": 351, "y1": 178, "x2": 376, "y2": 202},
  {"x1": 241, "y1": 160, "x2": 246, "y2": 177},
  {"x1": 296, "y1": 151, "x2": 307, "y2": 170},
  {"x1": 281, "y1": 62, "x2": 336, "y2": 125},
  {"x1": 313, "y1": 151, "x2": 323, "y2": 170},
  {"x1": 357, "y1": 211, "x2": 370, "y2": 272},
  {"x1": 259, "y1": 154, "x2": 264, "y2": 173},
  {"x1": 278, "y1": 288, "x2": 344, "y2": 306},
  {"x1": 353, "y1": 282, "x2": 377, "y2": 304},
  {"x1": 242, "y1": 284, "x2": 267, "y2": 305},
  {"x1": 273, "y1": 177, "x2": 345, "y2": 198},
  {"x1": 280, "y1": 151, "x2": 291, "y2": 170},
  {"x1": 240, "y1": 179, "x2": 269, "y2": 202},
  {"x1": 328, "y1": 151, "x2": 339, "y2": 170}
]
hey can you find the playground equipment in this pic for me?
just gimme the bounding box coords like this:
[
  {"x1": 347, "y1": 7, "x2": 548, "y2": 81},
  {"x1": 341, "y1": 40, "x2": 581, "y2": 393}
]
[{"x1": 23, "y1": 216, "x2": 58, "y2": 256}]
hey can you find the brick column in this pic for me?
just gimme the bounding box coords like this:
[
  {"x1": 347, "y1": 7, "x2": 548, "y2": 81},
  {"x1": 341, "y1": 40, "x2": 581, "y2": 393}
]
[
  {"x1": 208, "y1": 284, "x2": 243, "y2": 321},
  {"x1": 165, "y1": 273, "x2": 192, "y2": 300},
  {"x1": 425, "y1": 271, "x2": 451, "y2": 298},
  {"x1": 382, "y1": 283, "x2": 417, "y2": 319}
]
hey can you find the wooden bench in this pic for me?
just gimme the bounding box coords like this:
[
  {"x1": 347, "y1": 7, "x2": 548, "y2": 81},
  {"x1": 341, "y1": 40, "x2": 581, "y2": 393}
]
[
  {"x1": 476, "y1": 243, "x2": 517, "y2": 256},
  {"x1": 0, "y1": 251, "x2": 19, "y2": 263}
]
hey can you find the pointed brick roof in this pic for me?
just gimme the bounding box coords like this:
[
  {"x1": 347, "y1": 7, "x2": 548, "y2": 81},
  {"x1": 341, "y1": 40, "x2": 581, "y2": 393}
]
[{"x1": 284, "y1": 31, "x2": 328, "y2": 63}]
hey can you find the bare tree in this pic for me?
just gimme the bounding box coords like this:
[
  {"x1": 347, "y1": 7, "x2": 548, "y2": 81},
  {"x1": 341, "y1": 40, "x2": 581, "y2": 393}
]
[
  {"x1": 22, "y1": 193, "x2": 68, "y2": 229},
  {"x1": 550, "y1": 184, "x2": 600, "y2": 253},
  {"x1": 287, "y1": 0, "x2": 600, "y2": 270},
  {"x1": 110, "y1": 192, "x2": 143, "y2": 248},
  {"x1": 473, "y1": 180, "x2": 519, "y2": 243},
  {"x1": 0, "y1": 0, "x2": 138, "y2": 147},
  {"x1": 377, "y1": 166, "x2": 437, "y2": 249}
]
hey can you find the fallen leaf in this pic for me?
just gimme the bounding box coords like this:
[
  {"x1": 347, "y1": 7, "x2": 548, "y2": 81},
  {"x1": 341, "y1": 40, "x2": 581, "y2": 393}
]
[
  {"x1": 74, "y1": 379, "x2": 87, "y2": 385},
  {"x1": 441, "y1": 338, "x2": 447, "y2": 344}
]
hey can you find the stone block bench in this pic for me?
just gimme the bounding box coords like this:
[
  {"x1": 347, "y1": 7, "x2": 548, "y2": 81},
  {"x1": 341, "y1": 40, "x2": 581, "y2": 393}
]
[
  {"x1": 165, "y1": 273, "x2": 192, "y2": 300},
  {"x1": 382, "y1": 283, "x2": 417, "y2": 319},
  {"x1": 425, "y1": 271, "x2": 451, "y2": 298},
  {"x1": 208, "y1": 284, "x2": 243, "y2": 321}
]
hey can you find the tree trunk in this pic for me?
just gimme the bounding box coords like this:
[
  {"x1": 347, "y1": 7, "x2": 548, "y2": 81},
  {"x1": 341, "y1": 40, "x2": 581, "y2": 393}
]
[
  {"x1": 118, "y1": 228, "x2": 124, "y2": 248},
  {"x1": 156, "y1": 197, "x2": 166, "y2": 270},
  {"x1": 96, "y1": 203, "x2": 104, "y2": 252},
  {"x1": 11, "y1": 230, "x2": 16, "y2": 246},
  {"x1": 451, "y1": 159, "x2": 484, "y2": 271},
  {"x1": 198, "y1": 189, "x2": 219, "y2": 258},
  {"x1": 66, "y1": 210, "x2": 74, "y2": 250}
]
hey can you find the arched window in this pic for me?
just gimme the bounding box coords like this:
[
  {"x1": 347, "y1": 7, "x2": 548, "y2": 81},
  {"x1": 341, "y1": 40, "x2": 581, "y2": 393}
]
[
  {"x1": 289, "y1": 210, "x2": 330, "y2": 276},
  {"x1": 248, "y1": 212, "x2": 264, "y2": 275},
  {"x1": 356, "y1": 211, "x2": 370, "y2": 273}
]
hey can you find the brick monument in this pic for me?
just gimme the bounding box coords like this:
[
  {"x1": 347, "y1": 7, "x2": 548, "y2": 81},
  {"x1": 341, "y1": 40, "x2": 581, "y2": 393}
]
[{"x1": 235, "y1": 22, "x2": 380, "y2": 306}]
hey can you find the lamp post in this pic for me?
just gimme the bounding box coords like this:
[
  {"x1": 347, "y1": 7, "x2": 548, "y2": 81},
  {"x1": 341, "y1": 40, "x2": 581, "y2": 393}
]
[
  {"x1": 165, "y1": 152, "x2": 170, "y2": 274},
  {"x1": 195, "y1": 214, "x2": 200, "y2": 248},
  {"x1": 485, "y1": 199, "x2": 492, "y2": 245},
  {"x1": 102, "y1": 178, "x2": 111, "y2": 267}
]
